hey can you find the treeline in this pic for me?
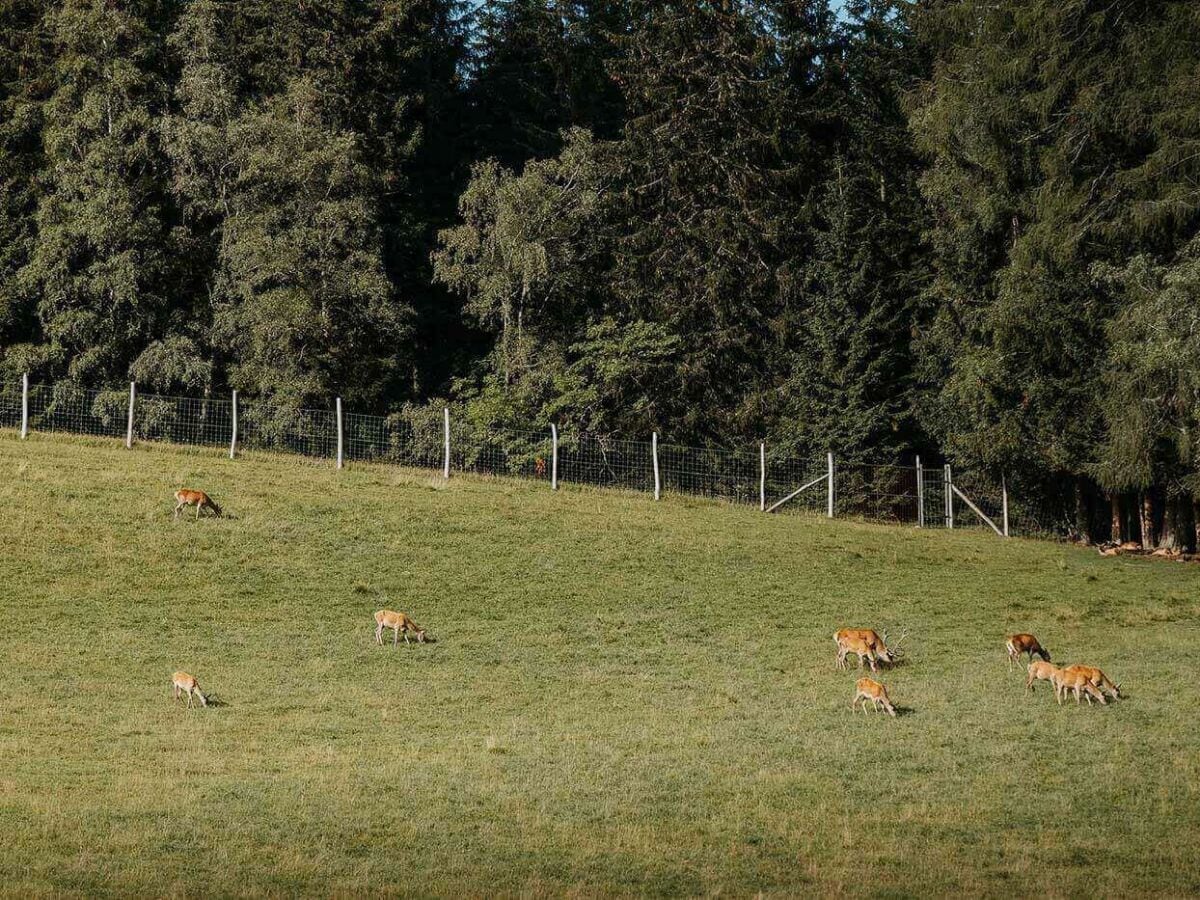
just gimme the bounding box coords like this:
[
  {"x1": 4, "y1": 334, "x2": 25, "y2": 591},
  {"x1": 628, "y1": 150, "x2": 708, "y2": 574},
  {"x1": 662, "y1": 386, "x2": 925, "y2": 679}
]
[{"x1": 1, "y1": 1, "x2": 1199, "y2": 547}]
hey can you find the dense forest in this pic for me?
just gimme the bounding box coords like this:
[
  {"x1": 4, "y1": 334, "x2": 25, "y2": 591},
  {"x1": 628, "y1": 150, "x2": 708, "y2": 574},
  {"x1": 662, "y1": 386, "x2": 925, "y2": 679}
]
[{"x1": 1, "y1": 0, "x2": 1199, "y2": 546}]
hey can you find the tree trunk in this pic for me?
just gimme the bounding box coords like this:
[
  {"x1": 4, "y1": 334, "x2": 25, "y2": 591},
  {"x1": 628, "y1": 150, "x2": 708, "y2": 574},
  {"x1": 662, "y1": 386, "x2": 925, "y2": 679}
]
[
  {"x1": 1140, "y1": 491, "x2": 1156, "y2": 549},
  {"x1": 1161, "y1": 495, "x2": 1179, "y2": 551},
  {"x1": 1109, "y1": 492, "x2": 1122, "y2": 543}
]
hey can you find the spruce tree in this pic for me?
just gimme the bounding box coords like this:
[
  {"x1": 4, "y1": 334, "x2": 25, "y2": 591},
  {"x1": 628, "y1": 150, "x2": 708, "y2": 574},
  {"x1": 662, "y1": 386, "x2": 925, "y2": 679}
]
[
  {"x1": 0, "y1": 0, "x2": 50, "y2": 375},
  {"x1": 21, "y1": 0, "x2": 175, "y2": 385}
]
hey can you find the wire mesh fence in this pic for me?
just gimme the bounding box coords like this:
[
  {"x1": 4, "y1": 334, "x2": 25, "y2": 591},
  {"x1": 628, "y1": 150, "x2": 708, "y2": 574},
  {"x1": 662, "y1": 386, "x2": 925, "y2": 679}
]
[
  {"x1": 0, "y1": 379, "x2": 20, "y2": 430},
  {"x1": 1, "y1": 378, "x2": 1053, "y2": 538}
]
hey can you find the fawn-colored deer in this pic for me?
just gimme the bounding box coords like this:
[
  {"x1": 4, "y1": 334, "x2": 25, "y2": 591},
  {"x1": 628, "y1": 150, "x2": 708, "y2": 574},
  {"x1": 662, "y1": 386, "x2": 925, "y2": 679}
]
[
  {"x1": 1054, "y1": 666, "x2": 1108, "y2": 706},
  {"x1": 1059, "y1": 664, "x2": 1120, "y2": 703},
  {"x1": 1006, "y1": 633, "x2": 1050, "y2": 670},
  {"x1": 172, "y1": 671, "x2": 208, "y2": 708},
  {"x1": 851, "y1": 677, "x2": 897, "y2": 717},
  {"x1": 1026, "y1": 660, "x2": 1062, "y2": 692},
  {"x1": 374, "y1": 609, "x2": 427, "y2": 646},
  {"x1": 174, "y1": 488, "x2": 222, "y2": 519},
  {"x1": 834, "y1": 628, "x2": 905, "y2": 672}
]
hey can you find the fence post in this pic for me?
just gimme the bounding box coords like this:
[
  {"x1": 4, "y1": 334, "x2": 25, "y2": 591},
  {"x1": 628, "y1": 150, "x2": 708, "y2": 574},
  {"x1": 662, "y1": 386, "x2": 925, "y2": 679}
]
[
  {"x1": 551, "y1": 423, "x2": 559, "y2": 490},
  {"x1": 1002, "y1": 473, "x2": 1010, "y2": 537},
  {"x1": 125, "y1": 382, "x2": 136, "y2": 449},
  {"x1": 20, "y1": 373, "x2": 29, "y2": 439},
  {"x1": 229, "y1": 390, "x2": 238, "y2": 459},
  {"x1": 916, "y1": 455, "x2": 924, "y2": 528},
  {"x1": 652, "y1": 432, "x2": 661, "y2": 500},
  {"x1": 945, "y1": 464, "x2": 954, "y2": 529},
  {"x1": 759, "y1": 442, "x2": 766, "y2": 512},
  {"x1": 335, "y1": 397, "x2": 344, "y2": 469},
  {"x1": 827, "y1": 452, "x2": 835, "y2": 518},
  {"x1": 443, "y1": 407, "x2": 450, "y2": 479}
]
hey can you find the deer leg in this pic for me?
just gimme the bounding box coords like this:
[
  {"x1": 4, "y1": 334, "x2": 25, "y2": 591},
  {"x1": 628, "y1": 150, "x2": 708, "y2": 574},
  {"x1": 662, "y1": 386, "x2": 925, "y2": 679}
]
[
  {"x1": 392, "y1": 626, "x2": 398, "y2": 647},
  {"x1": 375, "y1": 623, "x2": 383, "y2": 645},
  {"x1": 403, "y1": 631, "x2": 410, "y2": 645}
]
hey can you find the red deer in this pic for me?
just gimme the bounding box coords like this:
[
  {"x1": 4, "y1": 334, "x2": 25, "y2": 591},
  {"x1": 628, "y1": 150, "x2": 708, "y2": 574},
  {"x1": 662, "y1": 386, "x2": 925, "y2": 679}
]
[
  {"x1": 851, "y1": 677, "x2": 896, "y2": 717},
  {"x1": 172, "y1": 671, "x2": 208, "y2": 708},
  {"x1": 174, "y1": 489, "x2": 221, "y2": 519},
  {"x1": 374, "y1": 609, "x2": 427, "y2": 646},
  {"x1": 1006, "y1": 633, "x2": 1050, "y2": 670}
]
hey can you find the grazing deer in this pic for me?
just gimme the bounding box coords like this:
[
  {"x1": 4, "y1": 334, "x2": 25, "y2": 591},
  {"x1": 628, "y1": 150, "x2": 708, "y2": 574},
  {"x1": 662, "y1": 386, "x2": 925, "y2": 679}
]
[
  {"x1": 833, "y1": 628, "x2": 905, "y2": 672},
  {"x1": 172, "y1": 671, "x2": 208, "y2": 708},
  {"x1": 1061, "y1": 664, "x2": 1120, "y2": 702},
  {"x1": 374, "y1": 609, "x2": 427, "y2": 646},
  {"x1": 1006, "y1": 633, "x2": 1050, "y2": 670},
  {"x1": 1054, "y1": 666, "x2": 1108, "y2": 706},
  {"x1": 1026, "y1": 660, "x2": 1062, "y2": 692},
  {"x1": 851, "y1": 677, "x2": 897, "y2": 717},
  {"x1": 174, "y1": 488, "x2": 221, "y2": 519}
]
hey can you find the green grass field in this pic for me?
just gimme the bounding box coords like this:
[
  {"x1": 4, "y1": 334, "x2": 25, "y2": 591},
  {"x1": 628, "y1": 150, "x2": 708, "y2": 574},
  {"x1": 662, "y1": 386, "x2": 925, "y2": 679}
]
[{"x1": 2, "y1": 432, "x2": 1199, "y2": 897}]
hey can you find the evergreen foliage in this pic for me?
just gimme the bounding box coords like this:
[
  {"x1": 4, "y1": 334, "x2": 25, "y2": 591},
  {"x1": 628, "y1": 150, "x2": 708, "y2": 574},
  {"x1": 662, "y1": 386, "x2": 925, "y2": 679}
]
[{"x1": 1, "y1": 0, "x2": 1199, "y2": 541}]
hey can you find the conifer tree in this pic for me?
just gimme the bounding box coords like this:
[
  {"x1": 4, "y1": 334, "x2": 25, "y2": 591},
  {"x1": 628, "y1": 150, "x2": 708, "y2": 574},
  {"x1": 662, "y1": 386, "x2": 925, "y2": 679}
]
[{"x1": 20, "y1": 0, "x2": 175, "y2": 385}]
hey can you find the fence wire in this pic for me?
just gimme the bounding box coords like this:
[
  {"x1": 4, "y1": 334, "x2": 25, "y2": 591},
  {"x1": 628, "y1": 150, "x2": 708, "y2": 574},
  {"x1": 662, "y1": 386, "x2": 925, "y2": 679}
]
[
  {"x1": 2, "y1": 379, "x2": 1046, "y2": 538},
  {"x1": 0, "y1": 380, "x2": 19, "y2": 430}
]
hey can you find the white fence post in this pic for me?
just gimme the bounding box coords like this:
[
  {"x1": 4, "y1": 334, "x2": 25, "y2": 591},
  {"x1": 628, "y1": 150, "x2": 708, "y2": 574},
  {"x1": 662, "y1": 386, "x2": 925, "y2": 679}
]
[
  {"x1": 826, "y1": 452, "x2": 834, "y2": 518},
  {"x1": 916, "y1": 456, "x2": 924, "y2": 527},
  {"x1": 443, "y1": 407, "x2": 450, "y2": 479},
  {"x1": 945, "y1": 464, "x2": 954, "y2": 529},
  {"x1": 229, "y1": 390, "x2": 238, "y2": 460},
  {"x1": 1002, "y1": 473, "x2": 1010, "y2": 537},
  {"x1": 551, "y1": 424, "x2": 559, "y2": 491},
  {"x1": 652, "y1": 432, "x2": 661, "y2": 500},
  {"x1": 20, "y1": 373, "x2": 29, "y2": 439},
  {"x1": 335, "y1": 397, "x2": 344, "y2": 469},
  {"x1": 759, "y1": 442, "x2": 766, "y2": 512},
  {"x1": 125, "y1": 382, "x2": 136, "y2": 449}
]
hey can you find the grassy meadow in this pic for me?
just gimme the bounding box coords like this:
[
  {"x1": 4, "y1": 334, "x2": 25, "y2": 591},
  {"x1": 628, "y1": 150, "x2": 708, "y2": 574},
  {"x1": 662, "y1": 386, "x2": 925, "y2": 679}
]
[{"x1": 1, "y1": 432, "x2": 1199, "y2": 897}]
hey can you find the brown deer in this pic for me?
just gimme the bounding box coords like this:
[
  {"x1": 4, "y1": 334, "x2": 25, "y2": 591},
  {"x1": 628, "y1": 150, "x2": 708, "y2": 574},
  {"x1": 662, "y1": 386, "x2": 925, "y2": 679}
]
[
  {"x1": 834, "y1": 628, "x2": 905, "y2": 672},
  {"x1": 1026, "y1": 660, "x2": 1062, "y2": 693},
  {"x1": 1059, "y1": 664, "x2": 1120, "y2": 703},
  {"x1": 1006, "y1": 633, "x2": 1050, "y2": 670},
  {"x1": 174, "y1": 488, "x2": 221, "y2": 519},
  {"x1": 374, "y1": 609, "x2": 427, "y2": 646},
  {"x1": 851, "y1": 677, "x2": 897, "y2": 717},
  {"x1": 172, "y1": 671, "x2": 208, "y2": 708},
  {"x1": 1054, "y1": 666, "x2": 1108, "y2": 706}
]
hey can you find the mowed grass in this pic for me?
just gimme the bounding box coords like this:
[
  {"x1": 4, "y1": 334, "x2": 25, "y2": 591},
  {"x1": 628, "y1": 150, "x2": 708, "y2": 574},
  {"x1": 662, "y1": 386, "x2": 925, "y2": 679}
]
[{"x1": 1, "y1": 433, "x2": 1199, "y2": 898}]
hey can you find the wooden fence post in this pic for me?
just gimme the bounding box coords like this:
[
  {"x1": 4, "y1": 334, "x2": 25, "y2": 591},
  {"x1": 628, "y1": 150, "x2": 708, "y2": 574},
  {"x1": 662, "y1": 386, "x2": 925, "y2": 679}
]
[
  {"x1": 1002, "y1": 473, "x2": 1010, "y2": 537},
  {"x1": 759, "y1": 442, "x2": 766, "y2": 512},
  {"x1": 652, "y1": 432, "x2": 660, "y2": 500},
  {"x1": 335, "y1": 397, "x2": 344, "y2": 469},
  {"x1": 916, "y1": 455, "x2": 924, "y2": 527},
  {"x1": 20, "y1": 373, "x2": 28, "y2": 439},
  {"x1": 125, "y1": 382, "x2": 136, "y2": 449},
  {"x1": 551, "y1": 424, "x2": 559, "y2": 490},
  {"x1": 443, "y1": 407, "x2": 450, "y2": 479},
  {"x1": 229, "y1": 390, "x2": 238, "y2": 460},
  {"x1": 827, "y1": 452, "x2": 834, "y2": 518}
]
